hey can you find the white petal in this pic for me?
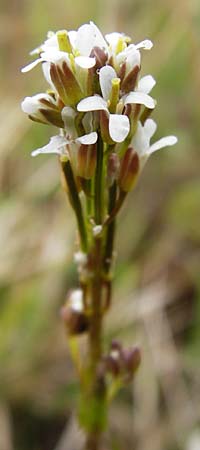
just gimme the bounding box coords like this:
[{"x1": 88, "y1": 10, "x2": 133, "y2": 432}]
[
  {"x1": 75, "y1": 56, "x2": 96, "y2": 68},
  {"x1": 61, "y1": 106, "x2": 77, "y2": 136},
  {"x1": 132, "y1": 122, "x2": 149, "y2": 156},
  {"x1": 124, "y1": 92, "x2": 156, "y2": 109},
  {"x1": 148, "y1": 136, "x2": 178, "y2": 154},
  {"x1": 144, "y1": 119, "x2": 157, "y2": 140},
  {"x1": 31, "y1": 136, "x2": 67, "y2": 157},
  {"x1": 76, "y1": 24, "x2": 96, "y2": 56},
  {"x1": 77, "y1": 96, "x2": 107, "y2": 112},
  {"x1": 41, "y1": 49, "x2": 69, "y2": 65},
  {"x1": 21, "y1": 93, "x2": 54, "y2": 114},
  {"x1": 117, "y1": 46, "x2": 140, "y2": 72},
  {"x1": 76, "y1": 131, "x2": 98, "y2": 145},
  {"x1": 105, "y1": 32, "x2": 124, "y2": 45},
  {"x1": 21, "y1": 58, "x2": 42, "y2": 73},
  {"x1": 109, "y1": 114, "x2": 130, "y2": 143},
  {"x1": 21, "y1": 96, "x2": 38, "y2": 114},
  {"x1": 90, "y1": 22, "x2": 108, "y2": 49},
  {"x1": 68, "y1": 30, "x2": 77, "y2": 48},
  {"x1": 137, "y1": 75, "x2": 156, "y2": 94},
  {"x1": 99, "y1": 65, "x2": 117, "y2": 100},
  {"x1": 135, "y1": 39, "x2": 153, "y2": 50},
  {"x1": 42, "y1": 62, "x2": 54, "y2": 88}
]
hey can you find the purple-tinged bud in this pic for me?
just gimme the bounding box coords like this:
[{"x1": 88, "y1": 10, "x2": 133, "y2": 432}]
[
  {"x1": 50, "y1": 61, "x2": 83, "y2": 106},
  {"x1": 61, "y1": 289, "x2": 89, "y2": 335},
  {"x1": 90, "y1": 46, "x2": 108, "y2": 69},
  {"x1": 21, "y1": 93, "x2": 64, "y2": 128},
  {"x1": 77, "y1": 144, "x2": 97, "y2": 179},
  {"x1": 118, "y1": 147, "x2": 139, "y2": 192},
  {"x1": 123, "y1": 346, "x2": 141, "y2": 375},
  {"x1": 103, "y1": 353, "x2": 121, "y2": 377},
  {"x1": 107, "y1": 153, "x2": 120, "y2": 187},
  {"x1": 121, "y1": 65, "x2": 140, "y2": 94}
]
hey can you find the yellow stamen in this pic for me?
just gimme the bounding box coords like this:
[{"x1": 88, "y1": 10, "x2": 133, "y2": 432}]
[
  {"x1": 57, "y1": 30, "x2": 72, "y2": 53},
  {"x1": 109, "y1": 78, "x2": 120, "y2": 113}
]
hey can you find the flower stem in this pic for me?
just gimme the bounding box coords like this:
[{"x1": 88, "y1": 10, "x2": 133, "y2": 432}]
[
  {"x1": 61, "y1": 159, "x2": 88, "y2": 252},
  {"x1": 94, "y1": 135, "x2": 104, "y2": 224},
  {"x1": 103, "y1": 181, "x2": 117, "y2": 275}
]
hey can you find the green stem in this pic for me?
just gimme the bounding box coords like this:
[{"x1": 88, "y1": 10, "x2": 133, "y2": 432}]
[
  {"x1": 104, "y1": 189, "x2": 127, "y2": 227},
  {"x1": 94, "y1": 135, "x2": 104, "y2": 224},
  {"x1": 61, "y1": 160, "x2": 88, "y2": 252},
  {"x1": 103, "y1": 182, "x2": 117, "y2": 275}
]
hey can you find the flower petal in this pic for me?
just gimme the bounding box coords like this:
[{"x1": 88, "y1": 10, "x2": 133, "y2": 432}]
[
  {"x1": 76, "y1": 24, "x2": 96, "y2": 56},
  {"x1": 77, "y1": 96, "x2": 107, "y2": 112},
  {"x1": 132, "y1": 122, "x2": 149, "y2": 156},
  {"x1": 144, "y1": 119, "x2": 157, "y2": 140},
  {"x1": 21, "y1": 58, "x2": 42, "y2": 73},
  {"x1": 68, "y1": 30, "x2": 77, "y2": 48},
  {"x1": 76, "y1": 131, "x2": 98, "y2": 145},
  {"x1": 148, "y1": 136, "x2": 178, "y2": 154},
  {"x1": 99, "y1": 65, "x2": 117, "y2": 100},
  {"x1": 75, "y1": 56, "x2": 96, "y2": 69},
  {"x1": 105, "y1": 32, "x2": 125, "y2": 46},
  {"x1": 61, "y1": 107, "x2": 77, "y2": 136},
  {"x1": 90, "y1": 22, "x2": 108, "y2": 49},
  {"x1": 135, "y1": 39, "x2": 153, "y2": 50},
  {"x1": 137, "y1": 75, "x2": 156, "y2": 94},
  {"x1": 40, "y1": 49, "x2": 69, "y2": 65},
  {"x1": 124, "y1": 91, "x2": 156, "y2": 109},
  {"x1": 42, "y1": 62, "x2": 54, "y2": 88},
  {"x1": 31, "y1": 136, "x2": 67, "y2": 157},
  {"x1": 109, "y1": 114, "x2": 130, "y2": 143}
]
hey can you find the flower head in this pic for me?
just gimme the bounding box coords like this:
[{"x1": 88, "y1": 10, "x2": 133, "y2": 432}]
[{"x1": 21, "y1": 21, "x2": 177, "y2": 184}]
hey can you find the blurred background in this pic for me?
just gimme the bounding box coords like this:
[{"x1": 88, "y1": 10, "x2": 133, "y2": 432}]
[{"x1": 0, "y1": 0, "x2": 200, "y2": 449}]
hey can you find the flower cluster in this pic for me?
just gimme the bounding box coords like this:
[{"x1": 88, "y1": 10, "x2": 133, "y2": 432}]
[{"x1": 21, "y1": 21, "x2": 177, "y2": 192}]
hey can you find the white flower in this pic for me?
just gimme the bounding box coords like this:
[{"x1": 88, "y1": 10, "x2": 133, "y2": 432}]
[
  {"x1": 22, "y1": 21, "x2": 108, "y2": 75},
  {"x1": 132, "y1": 118, "x2": 178, "y2": 167},
  {"x1": 21, "y1": 93, "x2": 57, "y2": 117},
  {"x1": 21, "y1": 48, "x2": 96, "y2": 73},
  {"x1": 77, "y1": 65, "x2": 130, "y2": 143},
  {"x1": 115, "y1": 39, "x2": 153, "y2": 75},
  {"x1": 31, "y1": 131, "x2": 97, "y2": 157},
  {"x1": 77, "y1": 65, "x2": 156, "y2": 142}
]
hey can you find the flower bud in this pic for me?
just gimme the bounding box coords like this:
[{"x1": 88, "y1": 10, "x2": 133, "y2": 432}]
[
  {"x1": 77, "y1": 143, "x2": 97, "y2": 179},
  {"x1": 21, "y1": 93, "x2": 64, "y2": 128},
  {"x1": 50, "y1": 61, "x2": 83, "y2": 106},
  {"x1": 61, "y1": 289, "x2": 89, "y2": 335},
  {"x1": 103, "y1": 352, "x2": 121, "y2": 376},
  {"x1": 123, "y1": 346, "x2": 141, "y2": 375},
  {"x1": 118, "y1": 147, "x2": 139, "y2": 192}
]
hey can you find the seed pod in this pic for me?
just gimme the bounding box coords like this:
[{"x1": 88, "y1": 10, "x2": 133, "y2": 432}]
[{"x1": 118, "y1": 147, "x2": 139, "y2": 192}]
